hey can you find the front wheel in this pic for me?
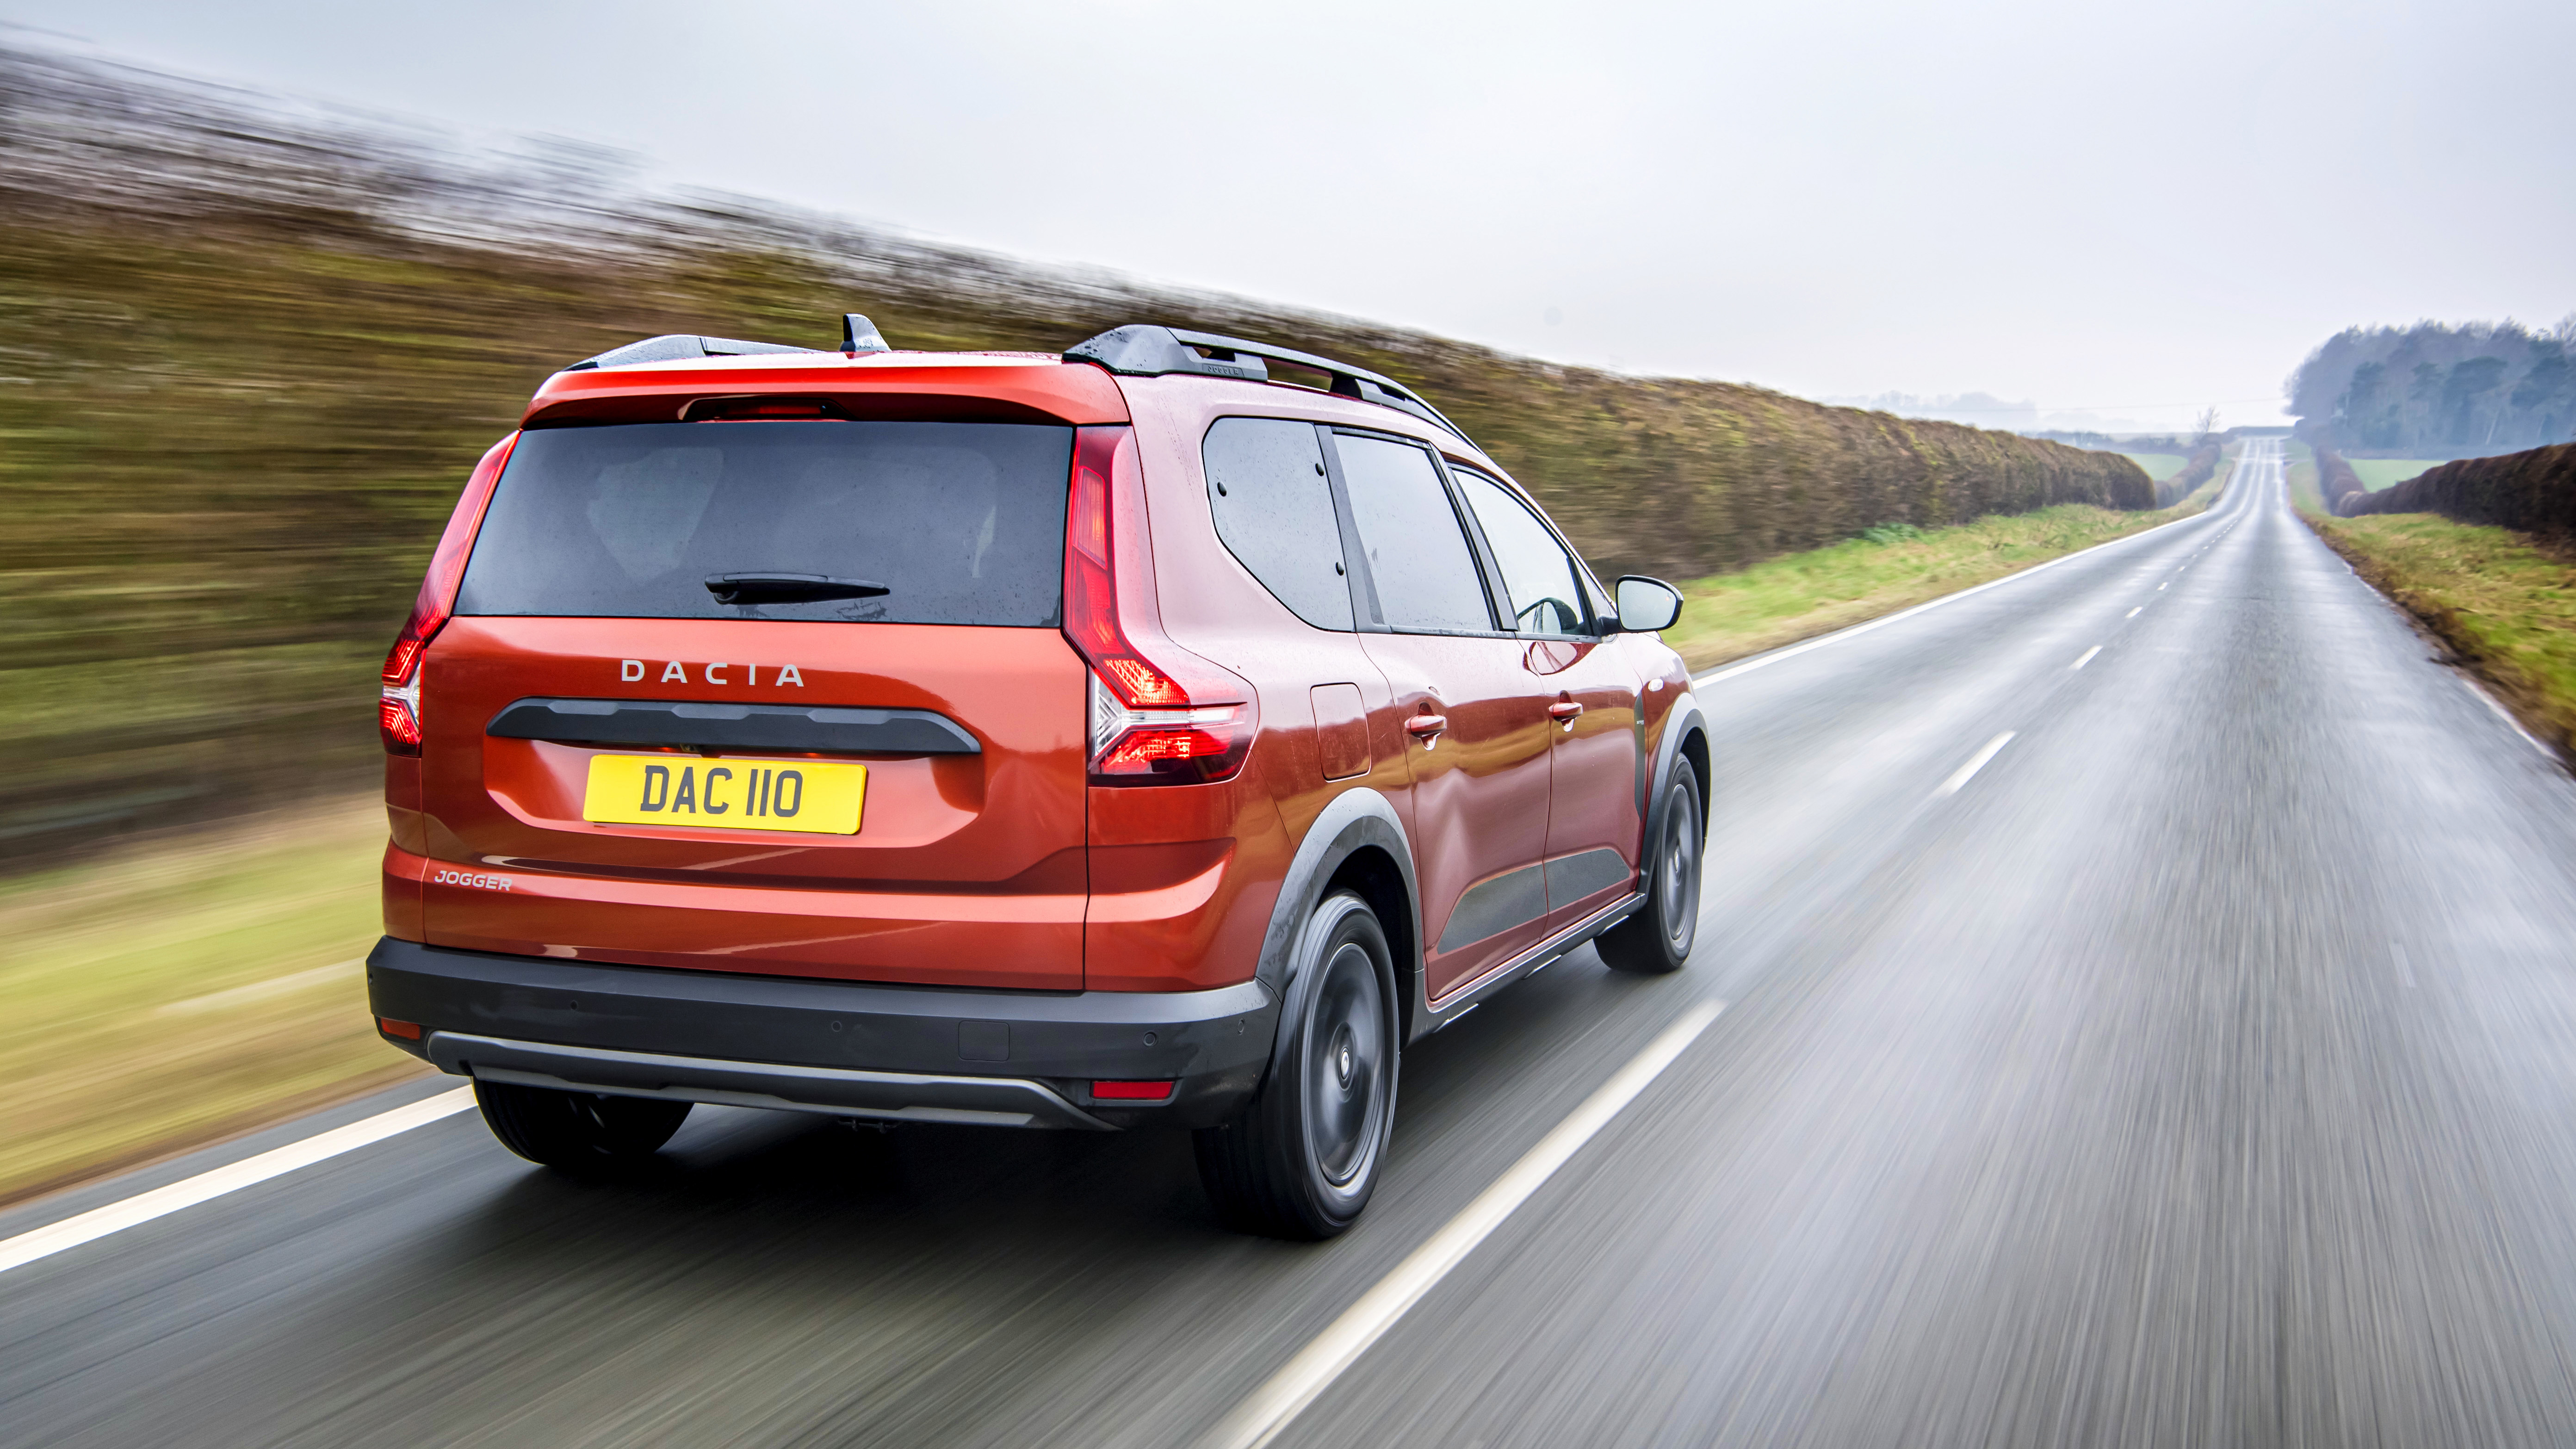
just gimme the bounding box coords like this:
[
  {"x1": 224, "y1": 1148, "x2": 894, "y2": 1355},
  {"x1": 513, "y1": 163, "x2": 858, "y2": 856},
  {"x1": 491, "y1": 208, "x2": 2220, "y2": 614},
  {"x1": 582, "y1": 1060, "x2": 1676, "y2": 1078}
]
[
  {"x1": 1195, "y1": 891, "x2": 1399, "y2": 1239},
  {"x1": 1596, "y1": 760, "x2": 1704, "y2": 974},
  {"x1": 475, "y1": 1080, "x2": 691, "y2": 1173}
]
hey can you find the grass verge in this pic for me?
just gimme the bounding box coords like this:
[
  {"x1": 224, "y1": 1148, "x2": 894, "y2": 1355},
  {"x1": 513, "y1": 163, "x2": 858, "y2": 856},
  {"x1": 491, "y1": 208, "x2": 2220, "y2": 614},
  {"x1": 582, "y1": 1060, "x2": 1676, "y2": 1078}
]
[
  {"x1": 1664, "y1": 478, "x2": 2224, "y2": 672},
  {"x1": 2292, "y1": 495, "x2": 2576, "y2": 760},
  {"x1": 0, "y1": 796, "x2": 425, "y2": 1208}
]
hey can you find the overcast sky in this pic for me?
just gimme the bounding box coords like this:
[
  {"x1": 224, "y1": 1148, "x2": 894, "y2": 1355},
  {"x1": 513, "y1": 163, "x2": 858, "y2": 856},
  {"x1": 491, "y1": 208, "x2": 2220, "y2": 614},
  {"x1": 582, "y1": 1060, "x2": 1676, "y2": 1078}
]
[{"x1": 9, "y1": 0, "x2": 2570, "y2": 430}]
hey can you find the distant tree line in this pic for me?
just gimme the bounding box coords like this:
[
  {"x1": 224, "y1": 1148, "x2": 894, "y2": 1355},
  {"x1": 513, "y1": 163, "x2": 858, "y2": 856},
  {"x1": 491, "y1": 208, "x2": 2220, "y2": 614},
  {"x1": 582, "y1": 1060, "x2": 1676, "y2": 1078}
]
[{"x1": 2288, "y1": 318, "x2": 2576, "y2": 456}]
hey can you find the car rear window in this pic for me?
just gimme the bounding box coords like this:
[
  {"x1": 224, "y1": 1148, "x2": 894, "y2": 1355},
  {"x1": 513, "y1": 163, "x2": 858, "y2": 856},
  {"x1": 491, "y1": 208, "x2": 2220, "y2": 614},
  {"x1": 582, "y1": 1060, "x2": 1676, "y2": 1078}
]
[{"x1": 456, "y1": 421, "x2": 1074, "y2": 625}]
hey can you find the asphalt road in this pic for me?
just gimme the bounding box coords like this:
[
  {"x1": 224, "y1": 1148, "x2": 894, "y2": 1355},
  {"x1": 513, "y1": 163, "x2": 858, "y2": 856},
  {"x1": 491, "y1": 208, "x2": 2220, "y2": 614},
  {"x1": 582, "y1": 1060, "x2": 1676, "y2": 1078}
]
[{"x1": 12, "y1": 439, "x2": 2576, "y2": 1447}]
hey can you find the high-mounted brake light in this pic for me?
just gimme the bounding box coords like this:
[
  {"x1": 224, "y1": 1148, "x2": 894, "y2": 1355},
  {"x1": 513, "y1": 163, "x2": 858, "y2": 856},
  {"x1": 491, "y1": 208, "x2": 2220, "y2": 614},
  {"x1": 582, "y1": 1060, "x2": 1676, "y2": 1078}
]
[
  {"x1": 1061, "y1": 426, "x2": 1258, "y2": 786},
  {"x1": 380, "y1": 433, "x2": 517, "y2": 755}
]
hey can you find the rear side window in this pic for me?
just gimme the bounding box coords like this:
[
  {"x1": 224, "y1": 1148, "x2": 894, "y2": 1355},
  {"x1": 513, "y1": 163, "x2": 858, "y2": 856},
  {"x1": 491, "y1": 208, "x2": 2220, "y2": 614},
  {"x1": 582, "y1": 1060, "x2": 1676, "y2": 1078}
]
[
  {"x1": 1333, "y1": 433, "x2": 1494, "y2": 634},
  {"x1": 456, "y1": 421, "x2": 1074, "y2": 625},
  {"x1": 1453, "y1": 468, "x2": 1591, "y2": 634},
  {"x1": 1203, "y1": 418, "x2": 1352, "y2": 630}
]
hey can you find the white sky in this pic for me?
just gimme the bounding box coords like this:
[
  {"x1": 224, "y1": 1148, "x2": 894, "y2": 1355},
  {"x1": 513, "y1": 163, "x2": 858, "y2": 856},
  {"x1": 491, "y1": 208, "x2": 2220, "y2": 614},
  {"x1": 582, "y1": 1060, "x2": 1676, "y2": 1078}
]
[{"x1": 8, "y1": 0, "x2": 2571, "y2": 430}]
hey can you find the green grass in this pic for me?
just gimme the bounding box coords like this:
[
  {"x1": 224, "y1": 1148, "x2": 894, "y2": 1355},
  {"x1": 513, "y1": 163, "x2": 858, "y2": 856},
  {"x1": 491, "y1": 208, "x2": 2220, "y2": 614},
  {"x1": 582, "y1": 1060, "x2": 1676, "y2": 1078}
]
[
  {"x1": 2118, "y1": 452, "x2": 2192, "y2": 483},
  {"x1": 2346, "y1": 458, "x2": 2446, "y2": 491},
  {"x1": 0, "y1": 797, "x2": 425, "y2": 1206},
  {"x1": 1663, "y1": 478, "x2": 2225, "y2": 671}
]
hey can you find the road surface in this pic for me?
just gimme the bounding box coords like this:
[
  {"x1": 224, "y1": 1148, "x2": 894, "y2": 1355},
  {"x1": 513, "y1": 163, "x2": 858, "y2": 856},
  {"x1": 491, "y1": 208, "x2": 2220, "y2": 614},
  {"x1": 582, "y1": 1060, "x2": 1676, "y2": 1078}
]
[{"x1": 11, "y1": 440, "x2": 2576, "y2": 1447}]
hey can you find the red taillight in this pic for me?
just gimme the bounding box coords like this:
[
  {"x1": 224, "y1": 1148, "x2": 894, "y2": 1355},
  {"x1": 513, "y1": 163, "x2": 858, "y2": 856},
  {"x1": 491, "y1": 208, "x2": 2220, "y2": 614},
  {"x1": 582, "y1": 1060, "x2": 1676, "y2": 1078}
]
[
  {"x1": 1062, "y1": 426, "x2": 1257, "y2": 786},
  {"x1": 1091, "y1": 1079, "x2": 1175, "y2": 1101},
  {"x1": 381, "y1": 432, "x2": 517, "y2": 755},
  {"x1": 378, "y1": 1017, "x2": 424, "y2": 1040}
]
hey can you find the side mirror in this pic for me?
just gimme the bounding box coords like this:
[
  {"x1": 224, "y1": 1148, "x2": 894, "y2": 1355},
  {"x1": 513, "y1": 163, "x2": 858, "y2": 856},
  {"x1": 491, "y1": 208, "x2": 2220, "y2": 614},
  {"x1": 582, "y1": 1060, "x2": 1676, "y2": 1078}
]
[{"x1": 1614, "y1": 575, "x2": 1683, "y2": 633}]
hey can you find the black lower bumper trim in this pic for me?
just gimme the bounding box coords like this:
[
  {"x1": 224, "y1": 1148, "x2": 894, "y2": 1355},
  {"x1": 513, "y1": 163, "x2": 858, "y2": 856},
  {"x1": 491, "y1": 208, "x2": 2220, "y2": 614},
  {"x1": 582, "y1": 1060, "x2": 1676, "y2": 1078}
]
[{"x1": 367, "y1": 938, "x2": 1277, "y2": 1129}]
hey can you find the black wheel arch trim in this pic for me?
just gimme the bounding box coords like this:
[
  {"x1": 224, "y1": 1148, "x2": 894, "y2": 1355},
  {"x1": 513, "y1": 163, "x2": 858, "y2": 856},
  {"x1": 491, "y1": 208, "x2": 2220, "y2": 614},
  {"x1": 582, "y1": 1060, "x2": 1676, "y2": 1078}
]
[
  {"x1": 1643, "y1": 691, "x2": 1710, "y2": 858},
  {"x1": 1256, "y1": 786, "x2": 1425, "y2": 1040}
]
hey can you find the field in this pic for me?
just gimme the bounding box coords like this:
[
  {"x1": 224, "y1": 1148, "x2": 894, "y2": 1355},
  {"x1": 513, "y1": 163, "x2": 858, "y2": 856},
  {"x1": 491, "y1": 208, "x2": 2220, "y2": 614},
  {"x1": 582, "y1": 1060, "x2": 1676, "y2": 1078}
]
[
  {"x1": 0, "y1": 799, "x2": 421, "y2": 1207},
  {"x1": 2118, "y1": 452, "x2": 2192, "y2": 482},
  {"x1": 1664, "y1": 471, "x2": 2228, "y2": 670},
  {"x1": 2347, "y1": 458, "x2": 2445, "y2": 491}
]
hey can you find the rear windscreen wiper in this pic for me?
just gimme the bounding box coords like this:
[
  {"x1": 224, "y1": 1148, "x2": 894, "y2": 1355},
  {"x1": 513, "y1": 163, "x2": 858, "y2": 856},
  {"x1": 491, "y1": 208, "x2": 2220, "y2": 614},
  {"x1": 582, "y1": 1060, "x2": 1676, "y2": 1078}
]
[{"x1": 704, "y1": 573, "x2": 892, "y2": 605}]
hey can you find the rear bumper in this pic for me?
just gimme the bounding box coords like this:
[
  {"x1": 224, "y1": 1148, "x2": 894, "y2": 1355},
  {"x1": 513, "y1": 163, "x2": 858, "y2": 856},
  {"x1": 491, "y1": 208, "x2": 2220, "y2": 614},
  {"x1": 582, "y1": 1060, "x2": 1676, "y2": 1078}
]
[{"x1": 366, "y1": 937, "x2": 1276, "y2": 1129}]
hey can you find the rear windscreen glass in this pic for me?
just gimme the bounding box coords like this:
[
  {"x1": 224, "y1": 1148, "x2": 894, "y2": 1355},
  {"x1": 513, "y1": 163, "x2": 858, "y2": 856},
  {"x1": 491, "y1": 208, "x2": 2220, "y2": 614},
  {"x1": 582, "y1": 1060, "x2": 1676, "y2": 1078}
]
[{"x1": 455, "y1": 421, "x2": 1074, "y2": 625}]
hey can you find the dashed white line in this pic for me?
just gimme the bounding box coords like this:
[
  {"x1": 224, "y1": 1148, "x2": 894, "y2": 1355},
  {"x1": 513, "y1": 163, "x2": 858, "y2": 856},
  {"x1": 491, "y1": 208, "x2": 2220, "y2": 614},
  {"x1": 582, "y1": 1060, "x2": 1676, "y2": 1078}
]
[
  {"x1": 2071, "y1": 646, "x2": 2102, "y2": 670},
  {"x1": 1935, "y1": 732, "x2": 2017, "y2": 797},
  {"x1": 2126, "y1": 607, "x2": 2143, "y2": 619},
  {"x1": 1205, "y1": 1000, "x2": 1727, "y2": 1449},
  {"x1": 0, "y1": 1087, "x2": 477, "y2": 1277},
  {"x1": 2157, "y1": 582, "x2": 2167, "y2": 591}
]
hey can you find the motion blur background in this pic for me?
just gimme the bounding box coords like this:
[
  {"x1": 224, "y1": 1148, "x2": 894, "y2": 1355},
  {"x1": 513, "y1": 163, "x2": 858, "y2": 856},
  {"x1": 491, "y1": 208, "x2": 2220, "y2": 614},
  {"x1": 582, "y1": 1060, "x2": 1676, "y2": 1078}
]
[{"x1": 0, "y1": 0, "x2": 2570, "y2": 1206}]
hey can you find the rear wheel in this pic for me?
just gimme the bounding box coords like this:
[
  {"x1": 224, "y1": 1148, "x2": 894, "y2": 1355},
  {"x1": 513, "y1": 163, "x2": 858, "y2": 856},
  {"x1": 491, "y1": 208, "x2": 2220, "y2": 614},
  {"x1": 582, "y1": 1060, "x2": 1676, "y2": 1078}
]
[
  {"x1": 1195, "y1": 891, "x2": 1399, "y2": 1239},
  {"x1": 1596, "y1": 760, "x2": 1704, "y2": 975},
  {"x1": 474, "y1": 1080, "x2": 691, "y2": 1172}
]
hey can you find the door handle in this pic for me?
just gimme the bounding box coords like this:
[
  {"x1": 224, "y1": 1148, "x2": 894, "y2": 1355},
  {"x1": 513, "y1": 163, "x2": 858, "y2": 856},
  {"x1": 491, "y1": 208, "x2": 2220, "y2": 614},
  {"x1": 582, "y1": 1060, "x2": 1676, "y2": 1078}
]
[
  {"x1": 1548, "y1": 700, "x2": 1584, "y2": 728},
  {"x1": 1404, "y1": 712, "x2": 1449, "y2": 747}
]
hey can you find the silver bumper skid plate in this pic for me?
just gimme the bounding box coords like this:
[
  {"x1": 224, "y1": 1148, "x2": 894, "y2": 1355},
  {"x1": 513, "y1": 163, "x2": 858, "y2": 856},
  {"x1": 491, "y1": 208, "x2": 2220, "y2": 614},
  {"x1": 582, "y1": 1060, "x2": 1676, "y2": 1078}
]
[{"x1": 427, "y1": 1032, "x2": 1115, "y2": 1130}]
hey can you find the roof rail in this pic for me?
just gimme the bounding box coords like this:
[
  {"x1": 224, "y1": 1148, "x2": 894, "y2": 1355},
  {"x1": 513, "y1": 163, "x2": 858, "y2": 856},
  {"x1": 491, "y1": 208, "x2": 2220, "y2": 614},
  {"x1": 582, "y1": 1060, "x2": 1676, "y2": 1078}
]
[{"x1": 1063, "y1": 325, "x2": 1475, "y2": 446}]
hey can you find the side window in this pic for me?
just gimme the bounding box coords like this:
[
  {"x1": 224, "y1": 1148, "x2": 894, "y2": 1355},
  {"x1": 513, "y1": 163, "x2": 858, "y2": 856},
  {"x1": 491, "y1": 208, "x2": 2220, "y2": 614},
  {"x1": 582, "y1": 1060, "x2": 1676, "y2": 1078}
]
[
  {"x1": 1203, "y1": 418, "x2": 1352, "y2": 630},
  {"x1": 1453, "y1": 468, "x2": 1590, "y2": 635},
  {"x1": 1332, "y1": 432, "x2": 1494, "y2": 634}
]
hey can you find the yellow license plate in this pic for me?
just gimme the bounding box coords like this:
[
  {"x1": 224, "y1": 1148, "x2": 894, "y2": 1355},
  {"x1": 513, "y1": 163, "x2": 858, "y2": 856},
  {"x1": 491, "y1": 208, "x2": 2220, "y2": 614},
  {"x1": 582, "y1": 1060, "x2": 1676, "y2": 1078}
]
[{"x1": 580, "y1": 755, "x2": 866, "y2": 835}]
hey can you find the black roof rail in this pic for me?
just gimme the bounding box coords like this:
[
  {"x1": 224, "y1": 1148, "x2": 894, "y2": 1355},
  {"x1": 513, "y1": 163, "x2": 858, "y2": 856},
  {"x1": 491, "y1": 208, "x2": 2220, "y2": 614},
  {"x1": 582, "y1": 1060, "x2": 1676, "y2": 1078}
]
[{"x1": 1063, "y1": 324, "x2": 1475, "y2": 446}]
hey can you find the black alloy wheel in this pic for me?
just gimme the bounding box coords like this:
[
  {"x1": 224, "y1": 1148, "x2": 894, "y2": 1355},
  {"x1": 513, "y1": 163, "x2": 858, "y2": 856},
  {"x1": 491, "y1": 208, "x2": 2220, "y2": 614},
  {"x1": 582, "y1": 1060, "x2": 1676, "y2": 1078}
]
[
  {"x1": 1596, "y1": 761, "x2": 1704, "y2": 974},
  {"x1": 1195, "y1": 891, "x2": 1399, "y2": 1238},
  {"x1": 474, "y1": 1079, "x2": 692, "y2": 1173}
]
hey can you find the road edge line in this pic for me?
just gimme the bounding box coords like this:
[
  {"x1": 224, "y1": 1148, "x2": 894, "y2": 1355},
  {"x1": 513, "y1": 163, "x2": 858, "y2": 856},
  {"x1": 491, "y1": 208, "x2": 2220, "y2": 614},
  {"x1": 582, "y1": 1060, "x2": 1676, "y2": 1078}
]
[
  {"x1": 1203, "y1": 998, "x2": 1726, "y2": 1449},
  {"x1": 0, "y1": 1085, "x2": 477, "y2": 1276}
]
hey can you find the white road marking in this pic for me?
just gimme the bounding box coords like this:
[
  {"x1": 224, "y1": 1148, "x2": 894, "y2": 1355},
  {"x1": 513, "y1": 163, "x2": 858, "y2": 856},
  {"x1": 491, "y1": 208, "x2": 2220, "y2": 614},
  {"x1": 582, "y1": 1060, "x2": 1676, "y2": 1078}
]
[
  {"x1": 1695, "y1": 510, "x2": 2217, "y2": 687},
  {"x1": 1936, "y1": 732, "x2": 2017, "y2": 797},
  {"x1": 1204, "y1": 1000, "x2": 1727, "y2": 1449},
  {"x1": 2458, "y1": 675, "x2": 2555, "y2": 759},
  {"x1": 2157, "y1": 582, "x2": 2167, "y2": 591},
  {"x1": 2126, "y1": 607, "x2": 2143, "y2": 619},
  {"x1": 157, "y1": 959, "x2": 364, "y2": 1016},
  {"x1": 0, "y1": 1087, "x2": 477, "y2": 1277},
  {"x1": 2071, "y1": 646, "x2": 2102, "y2": 670}
]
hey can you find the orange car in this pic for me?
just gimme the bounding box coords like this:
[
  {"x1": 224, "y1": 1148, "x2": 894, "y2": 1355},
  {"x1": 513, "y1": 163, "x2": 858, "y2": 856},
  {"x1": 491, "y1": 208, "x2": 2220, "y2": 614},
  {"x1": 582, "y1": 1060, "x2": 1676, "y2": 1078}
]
[{"x1": 368, "y1": 316, "x2": 1706, "y2": 1237}]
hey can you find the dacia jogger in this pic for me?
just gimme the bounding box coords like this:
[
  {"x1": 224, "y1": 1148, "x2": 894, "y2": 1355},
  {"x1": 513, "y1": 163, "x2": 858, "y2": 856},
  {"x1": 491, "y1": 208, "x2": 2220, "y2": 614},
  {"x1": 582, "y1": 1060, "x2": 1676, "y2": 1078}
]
[{"x1": 369, "y1": 316, "x2": 1709, "y2": 1238}]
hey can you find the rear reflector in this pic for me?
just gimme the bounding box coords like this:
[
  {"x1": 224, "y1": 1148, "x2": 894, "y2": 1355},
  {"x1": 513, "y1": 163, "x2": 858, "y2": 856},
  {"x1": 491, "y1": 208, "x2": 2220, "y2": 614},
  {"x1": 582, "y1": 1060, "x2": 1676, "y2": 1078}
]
[
  {"x1": 378, "y1": 1017, "x2": 424, "y2": 1040},
  {"x1": 1091, "y1": 1079, "x2": 1175, "y2": 1101}
]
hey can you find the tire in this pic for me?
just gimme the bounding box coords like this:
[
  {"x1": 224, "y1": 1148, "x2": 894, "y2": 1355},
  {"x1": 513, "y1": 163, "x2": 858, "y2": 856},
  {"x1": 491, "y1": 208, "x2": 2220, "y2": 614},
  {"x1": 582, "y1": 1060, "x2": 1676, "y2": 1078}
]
[
  {"x1": 474, "y1": 1079, "x2": 691, "y2": 1173},
  {"x1": 1596, "y1": 760, "x2": 1705, "y2": 975},
  {"x1": 1195, "y1": 891, "x2": 1399, "y2": 1239}
]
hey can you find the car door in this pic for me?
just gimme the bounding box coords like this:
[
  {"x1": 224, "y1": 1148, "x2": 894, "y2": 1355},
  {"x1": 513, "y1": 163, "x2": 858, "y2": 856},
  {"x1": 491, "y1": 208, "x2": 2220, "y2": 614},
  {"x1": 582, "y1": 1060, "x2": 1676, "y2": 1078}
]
[
  {"x1": 1329, "y1": 429, "x2": 1554, "y2": 1001},
  {"x1": 1449, "y1": 464, "x2": 1645, "y2": 934}
]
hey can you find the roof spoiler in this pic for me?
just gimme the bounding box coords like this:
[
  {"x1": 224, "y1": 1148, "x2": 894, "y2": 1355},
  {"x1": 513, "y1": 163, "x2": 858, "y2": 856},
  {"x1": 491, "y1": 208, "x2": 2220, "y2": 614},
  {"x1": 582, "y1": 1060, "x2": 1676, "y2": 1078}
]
[
  {"x1": 1063, "y1": 324, "x2": 1474, "y2": 446},
  {"x1": 561, "y1": 313, "x2": 892, "y2": 372}
]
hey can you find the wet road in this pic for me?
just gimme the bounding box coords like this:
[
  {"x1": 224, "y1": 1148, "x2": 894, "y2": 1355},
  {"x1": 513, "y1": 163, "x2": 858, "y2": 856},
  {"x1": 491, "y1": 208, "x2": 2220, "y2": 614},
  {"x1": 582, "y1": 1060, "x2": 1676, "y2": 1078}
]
[{"x1": 12, "y1": 440, "x2": 2576, "y2": 1447}]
